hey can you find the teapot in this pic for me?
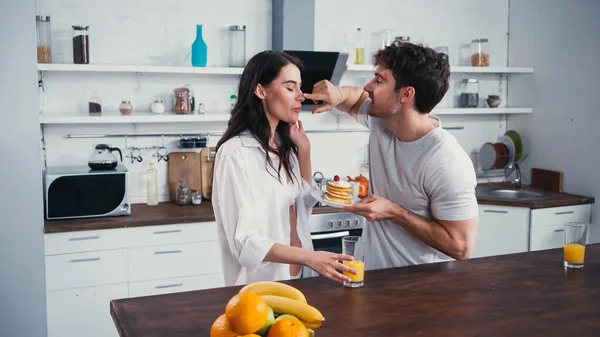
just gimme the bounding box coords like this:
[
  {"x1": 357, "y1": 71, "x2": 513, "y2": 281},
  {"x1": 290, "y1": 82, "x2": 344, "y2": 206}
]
[
  {"x1": 88, "y1": 144, "x2": 123, "y2": 170},
  {"x1": 347, "y1": 174, "x2": 369, "y2": 197}
]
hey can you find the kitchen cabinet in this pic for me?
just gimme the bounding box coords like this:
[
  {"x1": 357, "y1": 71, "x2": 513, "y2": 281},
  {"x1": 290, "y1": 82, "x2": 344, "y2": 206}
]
[
  {"x1": 43, "y1": 221, "x2": 223, "y2": 337},
  {"x1": 472, "y1": 205, "x2": 530, "y2": 258},
  {"x1": 530, "y1": 205, "x2": 592, "y2": 251}
]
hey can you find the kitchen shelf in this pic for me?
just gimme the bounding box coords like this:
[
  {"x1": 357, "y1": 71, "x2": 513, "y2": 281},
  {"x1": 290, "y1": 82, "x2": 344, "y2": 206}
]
[
  {"x1": 346, "y1": 64, "x2": 534, "y2": 74},
  {"x1": 37, "y1": 63, "x2": 244, "y2": 75},
  {"x1": 39, "y1": 112, "x2": 232, "y2": 124},
  {"x1": 433, "y1": 108, "x2": 532, "y2": 115}
]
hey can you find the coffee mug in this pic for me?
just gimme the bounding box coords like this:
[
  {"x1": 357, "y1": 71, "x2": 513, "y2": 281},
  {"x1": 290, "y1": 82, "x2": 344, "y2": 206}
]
[{"x1": 350, "y1": 182, "x2": 366, "y2": 199}]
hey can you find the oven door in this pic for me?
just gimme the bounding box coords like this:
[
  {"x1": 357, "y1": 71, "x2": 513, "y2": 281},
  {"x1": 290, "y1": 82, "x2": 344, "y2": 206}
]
[{"x1": 311, "y1": 228, "x2": 363, "y2": 254}]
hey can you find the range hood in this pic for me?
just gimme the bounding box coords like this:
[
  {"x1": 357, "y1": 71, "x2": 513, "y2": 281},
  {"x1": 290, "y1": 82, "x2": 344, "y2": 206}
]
[{"x1": 272, "y1": 0, "x2": 348, "y2": 108}]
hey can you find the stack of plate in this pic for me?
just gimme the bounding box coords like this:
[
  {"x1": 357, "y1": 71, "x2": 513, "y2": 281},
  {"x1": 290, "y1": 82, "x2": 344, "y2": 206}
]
[{"x1": 478, "y1": 130, "x2": 523, "y2": 170}]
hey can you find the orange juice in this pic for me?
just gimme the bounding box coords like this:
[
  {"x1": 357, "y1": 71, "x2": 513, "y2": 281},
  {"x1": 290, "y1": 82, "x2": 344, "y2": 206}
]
[
  {"x1": 564, "y1": 243, "x2": 585, "y2": 264},
  {"x1": 343, "y1": 260, "x2": 365, "y2": 282}
]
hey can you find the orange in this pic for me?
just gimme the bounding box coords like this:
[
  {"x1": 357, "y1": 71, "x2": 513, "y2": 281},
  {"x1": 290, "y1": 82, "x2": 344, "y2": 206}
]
[
  {"x1": 238, "y1": 335, "x2": 261, "y2": 337},
  {"x1": 266, "y1": 317, "x2": 308, "y2": 337},
  {"x1": 210, "y1": 314, "x2": 238, "y2": 337},
  {"x1": 225, "y1": 292, "x2": 269, "y2": 334}
]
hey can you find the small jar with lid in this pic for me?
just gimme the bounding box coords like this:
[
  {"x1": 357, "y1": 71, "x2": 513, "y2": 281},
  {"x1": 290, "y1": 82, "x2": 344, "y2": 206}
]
[
  {"x1": 470, "y1": 38, "x2": 489, "y2": 66},
  {"x1": 119, "y1": 101, "x2": 133, "y2": 115},
  {"x1": 191, "y1": 190, "x2": 202, "y2": 205},
  {"x1": 36, "y1": 15, "x2": 52, "y2": 63},
  {"x1": 173, "y1": 87, "x2": 190, "y2": 114},
  {"x1": 151, "y1": 100, "x2": 165, "y2": 114},
  {"x1": 228, "y1": 25, "x2": 247, "y2": 67},
  {"x1": 459, "y1": 79, "x2": 479, "y2": 108}
]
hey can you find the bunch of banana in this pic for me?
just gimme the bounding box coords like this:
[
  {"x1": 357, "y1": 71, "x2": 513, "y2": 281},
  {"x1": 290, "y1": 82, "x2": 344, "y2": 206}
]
[{"x1": 239, "y1": 281, "x2": 325, "y2": 329}]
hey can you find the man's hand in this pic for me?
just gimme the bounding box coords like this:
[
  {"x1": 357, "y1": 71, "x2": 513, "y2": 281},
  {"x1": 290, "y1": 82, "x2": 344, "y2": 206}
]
[
  {"x1": 344, "y1": 195, "x2": 397, "y2": 221},
  {"x1": 303, "y1": 80, "x2": 344, "y2": 114}
]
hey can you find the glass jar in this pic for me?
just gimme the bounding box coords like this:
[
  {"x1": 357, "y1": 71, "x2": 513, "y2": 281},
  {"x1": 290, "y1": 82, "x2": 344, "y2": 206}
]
[
  {"x1": 36, "y1": 16, "x2": 52, "y2": 63},
  {"x1": 176, "y1": 180, "x2": 190, "y2": 205},
  {"x1": 434, "y1": 46, "x2": 449, "y2": 63},
  {"x1": 394, "y1": 36, "x2": 410, "y2": 43},
  {"x1": 459, "y1": 79, "x2": 479, "y2": 108},
  {"x1": 191, "y1": 190, "x2": 202, "y2": 205},
  {"x1": 72, "y1": 26, "x2": 90, "y2": 64},
  {"x1": 151, "y1": 100, "x2": 165, "y2": 114},
  {"x1": 173, "y1": 87, "x2": 190, "y2": 114},
  {"x1": 88, "y1": 93, "x2": 102, "y2": 116},
  {"x1": 229, "y1": 25, "x2": 247, "y2": 67},
  {"x1": 470, "y1": 38, "x2": 489, "y2": 66},
  {"x1": 119, "y1": 101, "x2": 132, "y2": 115}
]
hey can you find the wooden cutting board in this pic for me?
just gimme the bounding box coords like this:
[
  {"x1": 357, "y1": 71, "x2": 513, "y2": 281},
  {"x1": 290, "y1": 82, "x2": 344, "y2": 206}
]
[
  {"x1": 200, "y1": 147, "x2": 216, "y2": 200},
  {"x1": 531, "y1": 168, "x2": 563, "y2": 192},
  {"x1": 168, "y1": 152, "x2": 202, "y2": 202}
]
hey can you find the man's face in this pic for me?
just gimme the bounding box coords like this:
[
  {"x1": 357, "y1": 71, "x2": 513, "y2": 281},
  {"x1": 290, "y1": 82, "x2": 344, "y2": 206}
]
[{"x1": 363, "y1": 67, "x2": 410, "y2": 118}]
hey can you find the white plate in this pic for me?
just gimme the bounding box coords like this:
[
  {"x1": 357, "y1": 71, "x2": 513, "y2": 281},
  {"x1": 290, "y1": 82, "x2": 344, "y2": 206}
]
[
  {"x1": 311, "y1": 189, "x2": 360, "y2": 209},
  {"x1": 499, "y1": 135, "x2": 515, "y2": 163},
  {"x1": 478, "y1": 142, "x2": 497, "y2": 170}
]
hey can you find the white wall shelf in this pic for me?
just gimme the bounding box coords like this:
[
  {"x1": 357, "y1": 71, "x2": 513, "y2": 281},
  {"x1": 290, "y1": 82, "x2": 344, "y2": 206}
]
[
  {"x1": 39, "y1": 112, "x2": 232, "y2": 124},
  {"x1": 433, "y1": 108, "x2": 532, "y2": 115},
  {"x1": 37, "y1": 63, "x2": 244, "y2": 75},
  {"x1": 346, "y1": 64, "x2": 534, "y2": 74}
]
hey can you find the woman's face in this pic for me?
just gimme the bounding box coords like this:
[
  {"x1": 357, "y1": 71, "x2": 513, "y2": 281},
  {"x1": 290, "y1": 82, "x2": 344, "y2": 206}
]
[{"x1": 259, "y1": 63, "x2": 305, "y2": 124}]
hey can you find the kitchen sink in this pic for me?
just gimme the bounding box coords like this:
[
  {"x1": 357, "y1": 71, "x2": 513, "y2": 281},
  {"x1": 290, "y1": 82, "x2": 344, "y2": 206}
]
[{"x1": 486, "y1": 189, "x2": 546, "y2": 199}]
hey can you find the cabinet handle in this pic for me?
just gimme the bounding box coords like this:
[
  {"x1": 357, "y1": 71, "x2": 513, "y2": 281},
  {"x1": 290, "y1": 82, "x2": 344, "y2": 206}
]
[
  {"x1": 554, "y1": 229, "x2": 565, "y2": 232},
  {"x1": 484, "y1": 210, "x2": 508, "y2": 214},
  {"x1": 153, "y1": 229, "x2": 182, "y2": 235},
  {"x1": 68, "y1": 236, "x2": 100, "y2": 241},
  {"x1": 154, "y1": 250, "x2": 183, "y2": 255},
  {"x1": 69, "y1": 257, "x2": 100, "y2": 263},
  {"x1": 155, "y1": 283, "x2": 184, "y2": 289},
  {"x1": 555, "y1": 211, "x2": 574, "y2": 215}
]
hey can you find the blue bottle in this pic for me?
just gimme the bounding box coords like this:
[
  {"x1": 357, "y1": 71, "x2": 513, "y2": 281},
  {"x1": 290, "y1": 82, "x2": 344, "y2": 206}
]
[{"x1": 191, "y1": 25, "x2": 207, "y2": 67}]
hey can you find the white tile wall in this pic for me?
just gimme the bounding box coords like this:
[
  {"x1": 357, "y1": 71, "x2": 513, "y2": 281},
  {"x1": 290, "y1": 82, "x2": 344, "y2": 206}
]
[{"x1": 39, "y1": 0, "x2": 515, "y2": 203}]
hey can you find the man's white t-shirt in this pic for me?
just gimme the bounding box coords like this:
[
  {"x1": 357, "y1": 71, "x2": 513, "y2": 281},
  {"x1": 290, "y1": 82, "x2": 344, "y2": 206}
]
[{"x1": 357, "y1": 98, "x2": 478, "y2": 270}]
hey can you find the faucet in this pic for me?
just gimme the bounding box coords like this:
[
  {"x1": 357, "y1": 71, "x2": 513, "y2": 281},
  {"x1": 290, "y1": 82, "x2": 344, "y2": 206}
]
[{"x1": 512, "y1": 162, "x2": 522, "y2": 189}]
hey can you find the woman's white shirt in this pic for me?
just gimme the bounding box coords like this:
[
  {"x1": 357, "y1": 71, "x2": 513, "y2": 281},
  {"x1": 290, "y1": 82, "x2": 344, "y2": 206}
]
[{"x1": 212, "y1": 131, "x2": 317, "y2": 286}]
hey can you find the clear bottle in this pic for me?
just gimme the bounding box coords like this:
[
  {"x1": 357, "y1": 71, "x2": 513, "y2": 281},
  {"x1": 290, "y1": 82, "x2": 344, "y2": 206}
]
[
  {"x1": 471, "y1": 38, "x2": 490, "y2": 66},
  {"x1": 228, "y1": 25, "x2": 247, "y2": 67},
  {"x1": 146, "y1": 163, "x2": 159, "y2": 206},
  {"x1": 36, "y1": 15, "x2": 52, "y2": 63},
  {"x1": 230, "y1": 94, "x2": 237, "y2": 110},
  {"x1": 353, "y1": 28, "x2": 365, "y2": 65}
]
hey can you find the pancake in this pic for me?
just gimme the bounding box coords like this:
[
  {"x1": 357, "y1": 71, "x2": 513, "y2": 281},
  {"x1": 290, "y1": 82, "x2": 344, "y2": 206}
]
[{"x1": 324, "y1": 181, "x2": 352, "y2": 204}]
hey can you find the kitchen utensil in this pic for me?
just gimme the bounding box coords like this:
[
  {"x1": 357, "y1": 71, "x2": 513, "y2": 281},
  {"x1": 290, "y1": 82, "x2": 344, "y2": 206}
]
[
  {"x1": 504, "y1": 130, "x2": 523, "y2": 161},
  {"x1": 531, "y1": 168, "x2": 563, "y2": 192},
  {"x1": 168, "y1": 152, "x2": 202, "y2": 202},
  {"x1": 88, "y1": 144, "x2": 123, "y2": 170},
  {"x1": 200, "y1": 147, "x2": 216, "y2": 200}
]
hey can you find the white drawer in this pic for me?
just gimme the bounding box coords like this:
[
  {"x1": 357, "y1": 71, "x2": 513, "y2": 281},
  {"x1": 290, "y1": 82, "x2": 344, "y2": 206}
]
[
  {"x1": 44, "y1": 228, "x2": 128, "y2": 256},
  {"x1": 530, "y1": 225, "x2": 565, "y2": 251},
  {"x1": 128, "y1": 241, "x2": 222, "y2": 282},
  {"x1": 125, "y1": 222, "x2": 218, "y2": 248},
  {"x1": 530, "y1": 205, "x2": 591, "y2": 228},
  {"x1": 128, "y1": 274, "x2": 224, "y2": 298},
  {"x1": 45, "y1": 249, "x2": 128, "y2": 291}
]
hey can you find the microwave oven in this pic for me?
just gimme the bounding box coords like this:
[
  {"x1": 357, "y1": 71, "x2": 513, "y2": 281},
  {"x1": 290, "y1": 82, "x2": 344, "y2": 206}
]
[{"x1": 44, "y1": 164, "x2": 131, "y2": 220}]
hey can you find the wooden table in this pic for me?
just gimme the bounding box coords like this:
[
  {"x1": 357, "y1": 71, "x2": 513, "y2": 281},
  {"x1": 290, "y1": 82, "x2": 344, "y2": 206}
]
[{"x1": 111, "y1": 245, "x2": 600, "y2": 337}]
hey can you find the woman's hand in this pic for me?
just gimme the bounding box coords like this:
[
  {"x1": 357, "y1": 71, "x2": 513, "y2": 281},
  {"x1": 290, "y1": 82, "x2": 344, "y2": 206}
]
[
  {"x1": 289, "y1": 120, "x2": 310, "y2": 152},
  {"x1": 304, "y1": 250, "x2": 356, "y2": 283}
]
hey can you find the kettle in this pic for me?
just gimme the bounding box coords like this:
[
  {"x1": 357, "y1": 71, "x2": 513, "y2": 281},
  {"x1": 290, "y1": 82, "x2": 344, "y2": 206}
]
[{"x1": 88, "y1": 144, "x2": 123, "y2": 170}]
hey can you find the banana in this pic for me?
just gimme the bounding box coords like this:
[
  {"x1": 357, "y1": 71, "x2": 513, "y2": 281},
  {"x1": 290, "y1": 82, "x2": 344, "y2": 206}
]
[
  {"x1": 301, "y1": 320, "x2": 322, "y2": 329},
  {"x1": 260, "y1": 295, "x2": 324, "y2": 325},
  {"x1": 239, "y1": 281, "x2": 307, "y2": 303}
]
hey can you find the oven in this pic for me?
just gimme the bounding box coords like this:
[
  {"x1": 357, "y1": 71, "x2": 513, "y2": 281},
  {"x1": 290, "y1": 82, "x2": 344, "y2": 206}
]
[{"x1": 309, "y1": 211, "x2": 365, "y2": 254}]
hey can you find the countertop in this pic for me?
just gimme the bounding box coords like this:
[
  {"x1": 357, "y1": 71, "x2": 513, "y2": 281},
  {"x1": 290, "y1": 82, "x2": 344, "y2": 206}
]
[
  {"x1": 43, "y1": 202, "x2": 346, "y2": 233},
  {"x1": 476, "y1": 183, "x2": 594, "y2": 209},
  {"x1": 110, "y1": 244, "x2": 600, "y2": 337}
]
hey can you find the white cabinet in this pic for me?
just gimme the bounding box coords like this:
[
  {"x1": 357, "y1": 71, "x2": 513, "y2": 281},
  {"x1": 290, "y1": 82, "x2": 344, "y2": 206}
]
[
  {"x1": 46, "y1": 283, "x2": 128, "y2": 337},
  {"x1": 530, "y1": 205, "x2": 592, "y2": 251},
  {"x1": 44, "y1": 221, "x2": 224, "y2": 337},
  {"x1": 472, "y1": 205, "x2": 531, "y2": 258}
]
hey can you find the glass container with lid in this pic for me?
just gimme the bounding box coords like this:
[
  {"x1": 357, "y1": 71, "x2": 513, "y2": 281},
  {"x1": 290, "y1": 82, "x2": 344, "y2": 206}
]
[
  {"x1": 229, "y1": 25, "x2": 247, "y2": 67},
  {"x1": 72, "y1": 25, "x2": 90, "y2": 64},
  {"x1": 470, "y1": 38, "x2": 489, "y2": 66},
  {"x1": 36, "y1": 15, "x2": 52, "y2": 63},
  {"x1": 459, "y1": 79, "x2": 479, "y2": 108}
]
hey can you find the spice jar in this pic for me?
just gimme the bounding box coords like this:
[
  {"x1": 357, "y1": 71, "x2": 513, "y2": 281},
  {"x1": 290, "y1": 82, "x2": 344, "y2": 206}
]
[
  {"x1": 176, "y1": 180, "x2": 190, "y2": 205},
  {"x1": 119, "y1": 101, "x2": 133, "y2": 115},
  {"x1": 470, "y1": 38, "x2": 489, "y2": 66},
  {"x1": 72, "y1": 25, "x2": 90, "y2": 64},
  {"x1": 459, "y1": 79, "x2": 479, "y2": 108},
  {"x1": 36, "y1": 16, "x2": 52, "y2": 63},
  {"x1": 228, "y1": 25, "x2": 247, "y2": 67},
  {"x1": 191, "y1": 190, "x2": 202, "y2": 205},
  {"x1": 173, "y1": 87, "x2": 190, "y2": 114},
  {"x1": 151, "y1": 100, "x2": 165, "y2": 114},
  {"x1": 88, "y1": 93, "x2": 102, "y2": 116},
  {"x1": 434, "y1": 46, "x2": 449, "y2": 62}
]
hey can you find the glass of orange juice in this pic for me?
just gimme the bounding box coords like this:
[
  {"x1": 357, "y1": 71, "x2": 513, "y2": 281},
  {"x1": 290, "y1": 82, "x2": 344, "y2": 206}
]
[
  {"x1": 564, "y1": 222, "x2": 588, "y2": 268},
  {"x1": 342, "y1": 236, "x2": 365, "y2": 288}
]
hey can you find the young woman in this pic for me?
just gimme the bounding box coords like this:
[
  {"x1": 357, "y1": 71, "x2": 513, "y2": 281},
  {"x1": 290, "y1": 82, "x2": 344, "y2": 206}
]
[{"x1": 212, "y1": 50, "x2": 355, "y2": 286}]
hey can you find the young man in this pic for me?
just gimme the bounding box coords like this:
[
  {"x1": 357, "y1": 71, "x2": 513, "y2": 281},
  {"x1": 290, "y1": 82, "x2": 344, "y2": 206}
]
[{"x1": 304, "y1": 42, "x2": 478, "y2": 269}]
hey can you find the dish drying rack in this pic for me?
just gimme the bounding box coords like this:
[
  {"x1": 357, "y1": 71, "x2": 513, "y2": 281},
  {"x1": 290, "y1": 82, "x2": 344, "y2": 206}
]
[{"x1": 472, "y1": 151, "x2": 530, "y2": 181}]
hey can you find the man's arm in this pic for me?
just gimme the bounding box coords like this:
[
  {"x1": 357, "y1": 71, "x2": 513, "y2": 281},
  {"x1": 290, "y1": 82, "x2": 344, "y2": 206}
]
[
  {"x1": 344, "y1": 195, "x2": 478, "y2": 260},
  {"x1": 303, "y1": 80, "x2": 369, "y2": 121}
]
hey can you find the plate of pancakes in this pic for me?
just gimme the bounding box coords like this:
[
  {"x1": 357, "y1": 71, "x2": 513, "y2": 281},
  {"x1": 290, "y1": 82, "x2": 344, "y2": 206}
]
[{"x1": 311, "y1": 180, "x2": 360, "y2": 208}]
